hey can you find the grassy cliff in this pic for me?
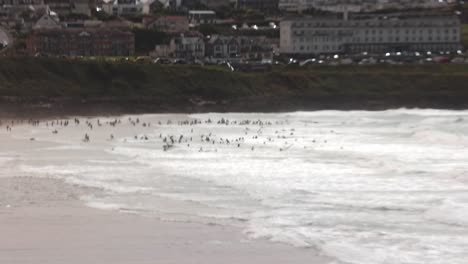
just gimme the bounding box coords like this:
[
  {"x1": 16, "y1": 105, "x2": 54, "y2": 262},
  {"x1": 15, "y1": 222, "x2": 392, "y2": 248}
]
[{"x1": 1, "y1": 58, "x2": 468, "y2": 115}]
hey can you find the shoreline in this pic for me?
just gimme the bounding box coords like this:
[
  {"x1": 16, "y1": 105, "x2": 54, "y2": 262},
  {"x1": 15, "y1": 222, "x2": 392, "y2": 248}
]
[
  {"x1": 2, "y1": 95, "x2": 468, "y2": 119},
  {"x1": 0, "y1": 176, "x2": 331, "y2": 264}
]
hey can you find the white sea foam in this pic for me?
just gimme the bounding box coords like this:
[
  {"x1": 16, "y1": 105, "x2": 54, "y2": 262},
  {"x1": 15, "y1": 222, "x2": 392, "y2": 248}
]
[
  {"x1": 85, "y1": 201, "x2": 126, "y2": 211},
  {"x1": 8, "y1": 109, "x2": 468, "y2": 264},
  {"x1": 41, "y1": 145, "x2": 86, "y2": 151},
  {"x1": 424, "y1": 199, "x2": 468, "y2": 227}
]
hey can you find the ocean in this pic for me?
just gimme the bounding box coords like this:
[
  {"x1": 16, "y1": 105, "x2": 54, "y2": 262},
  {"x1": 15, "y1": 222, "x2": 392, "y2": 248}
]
[{"x1": 10, "y1": 109, "x2": 468, "y2": 264}]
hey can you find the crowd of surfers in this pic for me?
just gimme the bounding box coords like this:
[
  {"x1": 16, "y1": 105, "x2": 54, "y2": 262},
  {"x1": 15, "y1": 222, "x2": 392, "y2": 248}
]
[{"x1": 0, "y1": 116, "x2": 335, "y2": 152}]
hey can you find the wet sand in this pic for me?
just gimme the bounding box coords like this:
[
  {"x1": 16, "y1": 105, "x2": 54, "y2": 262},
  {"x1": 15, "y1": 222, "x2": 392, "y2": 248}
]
[{"x1": 0, "y1": 177, "x2": 330, "y2": 264}]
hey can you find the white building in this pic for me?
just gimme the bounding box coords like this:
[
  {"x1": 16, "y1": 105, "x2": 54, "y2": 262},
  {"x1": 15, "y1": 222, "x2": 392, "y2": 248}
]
[
  {"x1": 188, "y1": 10, "x2": 216, "y2": 26},
  {"x1": 152, "y1": 33, "x2": 205, "y2": 59},
  {"x1": 280, "y1": 16, "x2": 462, "y2": 55},
  {"x1": 102, "y1": 0, "x2": 152, "y2": 16},
  {"x1": 279, "y1": 0, "x2": 375, "y2": 12},
  {"x1": 278, "y1": 0, "x2": 453, "y2": 13},
  {"x1": 278, "y1": 0, "x2": 310, "y2": 12}
]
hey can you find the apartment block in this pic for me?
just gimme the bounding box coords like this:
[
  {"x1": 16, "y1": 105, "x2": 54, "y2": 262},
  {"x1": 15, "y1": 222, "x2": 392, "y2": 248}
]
[{"x1": 280, "y1": 16, "x2": 462, "y2": 55}]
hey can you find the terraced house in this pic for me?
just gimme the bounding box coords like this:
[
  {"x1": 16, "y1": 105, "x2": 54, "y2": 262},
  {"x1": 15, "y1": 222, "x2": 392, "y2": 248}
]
[
  {"x1": 172, "y1": 33, "x2": 205, "y2": 59},
  {"x1": 205, "y1": 35, "x2": 240, "y2": 59}
]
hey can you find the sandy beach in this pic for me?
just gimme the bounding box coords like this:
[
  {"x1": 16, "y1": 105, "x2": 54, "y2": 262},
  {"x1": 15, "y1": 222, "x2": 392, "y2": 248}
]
[{"x1": 0, "y1": 177, "x2": 329, "y2": 264}]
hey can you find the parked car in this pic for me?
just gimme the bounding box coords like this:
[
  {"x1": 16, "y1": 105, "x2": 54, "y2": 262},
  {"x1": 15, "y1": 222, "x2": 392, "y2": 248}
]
[
  {"x1": 153, "y1": 58, "x2": 172, "y2": 64},
  {"x1": 339, "y1": 58, "x2": 354, "y2": 65},
  {"x1": 451, "y1": 57, "x2": 465, "y2": 64},
  {"x1": 173, "y1": 58, "x2": 187, "y2": 64},
  {"x1": 433, "y1": 56, "x2": 450, "y2": 63}
]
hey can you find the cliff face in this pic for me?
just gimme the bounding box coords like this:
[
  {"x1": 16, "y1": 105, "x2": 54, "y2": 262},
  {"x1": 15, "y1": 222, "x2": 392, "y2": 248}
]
[{"x1": 1, "y1": 58, "x2": 468, "y2": 117}]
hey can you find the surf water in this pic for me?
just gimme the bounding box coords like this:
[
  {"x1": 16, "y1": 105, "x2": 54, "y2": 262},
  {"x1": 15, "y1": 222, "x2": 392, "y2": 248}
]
[{"x1": 11, "y1": 109, "x2": 468, "y2": 264}]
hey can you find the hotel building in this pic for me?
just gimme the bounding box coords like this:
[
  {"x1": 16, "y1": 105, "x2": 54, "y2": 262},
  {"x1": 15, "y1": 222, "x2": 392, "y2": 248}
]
[{"x1": 280, "y1": 15, "x2": 462, "y2": 54}]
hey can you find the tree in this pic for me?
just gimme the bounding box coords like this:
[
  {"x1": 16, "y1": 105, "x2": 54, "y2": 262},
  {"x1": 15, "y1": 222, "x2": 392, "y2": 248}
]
[{"x1": 133, "y1": 29, "x2": 171, "y2": 55}]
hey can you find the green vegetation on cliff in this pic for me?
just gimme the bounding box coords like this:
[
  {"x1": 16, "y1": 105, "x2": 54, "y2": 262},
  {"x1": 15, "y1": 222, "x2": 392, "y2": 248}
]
[{"x1": 1, "y1": 58, "x2": 468, "y2": 113}]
